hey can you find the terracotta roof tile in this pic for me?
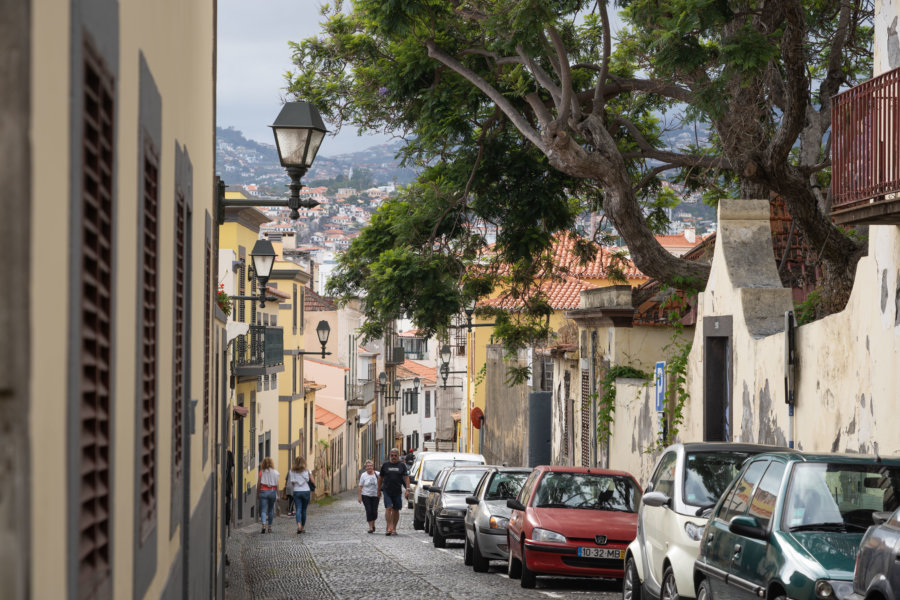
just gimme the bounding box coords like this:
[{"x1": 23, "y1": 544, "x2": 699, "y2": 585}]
[
  {"x1": 550, "y1": 233, "x2": 647, "y2": 280},
  {"x1": 396, "y1": 360, "x2": 436, "y2": 385},
  {"x1": 304, "y1": 287, "x2": 336, "y2": 311},
  {"x1": 481, "y1": 275, "x2": 601, "y2": 311},
  {"x1": 315, "y1": 404, "x2": 346, "y2": 430}
]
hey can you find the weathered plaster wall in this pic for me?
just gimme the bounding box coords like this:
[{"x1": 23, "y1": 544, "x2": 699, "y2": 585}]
[
  {"x1": 482, "y1": 345, "x2": 529, "y2": 466},
  {"x1": 608, "y1": 381, "x2": 661, "y2": 485},
  {"x1": 681, "y1": 198, "x2": 900, "y2": 455}
]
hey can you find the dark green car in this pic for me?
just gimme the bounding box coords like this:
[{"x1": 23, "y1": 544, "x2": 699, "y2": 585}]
[{"x1": 693, "y1": 451, "x2": 900, "y2": 600}]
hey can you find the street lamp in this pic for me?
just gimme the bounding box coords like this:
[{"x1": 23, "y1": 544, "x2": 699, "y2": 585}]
[
  {"x1": 249, "y1": 239, "x2": 276, "y2": 306},
  {"x1": 296, "y1": 319, "x2": 332, "y2": 359},
  {"x1": 216, "y1": 101, "x2": 327, "y2": 224},
  {"x1": 379, "y1": 371, "x2": 401, "y2": 402},
  {"x1": 438, "y1": 344, "x2": 465, "y2": 389},
  {"x1": 271, "y1": 101, "x2": 328, "y2": 219}
]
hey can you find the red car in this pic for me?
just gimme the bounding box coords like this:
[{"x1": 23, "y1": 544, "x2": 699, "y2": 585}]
[{"x1": 506, "y1": 465, "x2": 642, "y2": 589}]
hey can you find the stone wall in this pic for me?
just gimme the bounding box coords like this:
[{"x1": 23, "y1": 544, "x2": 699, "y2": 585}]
[{"x1": 481, "y1": 345, "x2": 529, "y2": 466}]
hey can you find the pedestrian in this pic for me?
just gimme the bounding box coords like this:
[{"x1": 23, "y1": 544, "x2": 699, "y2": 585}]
[
  {"x1": 405, "y1": 449, "x2": 415, "y2": 466},
  {"x1": 258, "y1": 457, "x2": 279, "y2": 534},
  {"x1": 287, "y1": 456, "x2": 314, "y2": 534},
  {"x1": 377, "y1": 448, "x2": 410, "y2": 536},
  {"x1": 284, "y1": 469, "x2": 295, "y2": 516},
  {"x1": 358, "y1": 460, "x2": 380, "y2": 533}
]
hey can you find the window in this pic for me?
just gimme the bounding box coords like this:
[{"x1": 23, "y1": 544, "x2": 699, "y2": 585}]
[
  {"x1": 292, "y1": 284, "x2": 298, "y2": 334},
  {"x1": 683, "y1": 450, "x2": 754, "y2": 507},
  {"x1": 425, "y1": 391, "x2": 431, "y2": 418},
  {"x1": 719, "y1": 460, "x2": 768, "y2": 524},
  {"x1": 203, "y1": 217, "x2": 211, "y2": 442},
  {"x1": 649, "y1": 452, "x2": 677, "y2": 497},
  {"x1": 486, "y1": 472, "x2": 529, "y2": 501},
  {"x1": 78, "y1": 42, "x2": 114, "y2": 596},
  {"x1": 748, "y1": 462, "x2": 785, "y2": 530},
  {"x1": 139, "y1": 141, "x2": 160, "y2": 539},
  {"x1": 172, "y1": 191, "x2": 186, "y2": 483},
  {"x1": 539, "y1": 356, "x2": 553, "y2": 392}
]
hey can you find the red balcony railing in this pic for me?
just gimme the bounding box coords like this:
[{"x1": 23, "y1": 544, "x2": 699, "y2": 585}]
[{"x1": 831, "y1": 66, "x2": 900, "y2": 224}]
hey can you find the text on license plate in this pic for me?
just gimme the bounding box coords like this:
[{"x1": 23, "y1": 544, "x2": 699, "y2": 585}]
[{"x1": 577, "y1": 547, "x2": 623, "y2": 559}]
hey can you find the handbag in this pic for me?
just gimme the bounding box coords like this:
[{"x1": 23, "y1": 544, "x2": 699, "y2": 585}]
[{"x1": 307, "y1": 475, "x2": 316, "y2": 492}]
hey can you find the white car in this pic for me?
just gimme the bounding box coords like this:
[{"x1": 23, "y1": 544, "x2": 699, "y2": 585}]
[
  {"x1": 410, "y1": 451, "x2": 485, "y2": 530},
  {"x1": 624, "y1": 442, "x2": 786, "y2": 600}
]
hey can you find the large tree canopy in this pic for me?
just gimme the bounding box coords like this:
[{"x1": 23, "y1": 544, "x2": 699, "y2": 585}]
[{"x1": 288, "y1": 0, "x2": 872, "y2": 339}]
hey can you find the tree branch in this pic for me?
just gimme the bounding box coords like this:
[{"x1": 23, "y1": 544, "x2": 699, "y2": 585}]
[
  {"x1": 547, "y1": 27, "x2": 576, "y2": 123},
  {"x1": 613, "y1": 116, "x2": 731, "y2": 169},
  {"x1": 592, "y1": 1, "x2": 612, "y2": 117}
]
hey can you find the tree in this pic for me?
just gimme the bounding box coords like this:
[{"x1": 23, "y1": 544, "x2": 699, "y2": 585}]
[{"x1": 287, "y1": 0, "x2": 872, "y2": 334}]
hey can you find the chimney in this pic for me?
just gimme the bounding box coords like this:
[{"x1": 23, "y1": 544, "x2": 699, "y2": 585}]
[{"x1": 684, "y1": 226, "x2": 696, "y2": 244}]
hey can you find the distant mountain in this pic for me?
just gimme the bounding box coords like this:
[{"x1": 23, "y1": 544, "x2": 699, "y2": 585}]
[{"x1": 215, "y1": 126, "x2": 417, "y2": 190}]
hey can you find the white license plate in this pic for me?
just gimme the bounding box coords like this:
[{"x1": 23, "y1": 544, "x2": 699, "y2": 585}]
[{"x1": 577, "y1": 547, "x2": 623, "y2": 559}]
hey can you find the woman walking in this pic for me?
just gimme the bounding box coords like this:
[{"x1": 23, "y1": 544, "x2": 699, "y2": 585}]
[
  {"x1": 288, "y1": 456, "x2": 313, "y2": 534},
  {"x1": 258, "y1": 457, "x2": 279, "y2": 534},
  {"x1": 358, "y1": 460, "x2": 379, "y2": 533}
]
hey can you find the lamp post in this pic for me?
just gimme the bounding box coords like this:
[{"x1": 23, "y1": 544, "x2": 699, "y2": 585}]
[
  {"x1": 228, "y1": 238, "x2": 278, "y2": 308},
  {"x1": 216, "y1": 101, "x2": 327, "y2": 224},
  {"x1": 438, "y1": 344, "x2": 466, "y2": 389},
  {"x1": 296, "y1": 320, "x2": 332, "y2": 359}
]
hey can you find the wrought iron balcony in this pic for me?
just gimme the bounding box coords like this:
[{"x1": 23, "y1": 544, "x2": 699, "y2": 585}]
[
  {"x1": 832, "y1": 66, "x2": 900, "y2": 225},
  {"x1": 233, "y1": 325, "x2": 284, "y2": 378},
  {"x1": 349, "y1": 379, "x2": 376, "y2": 407},
  {"x1": 384, "y1": 346, "x2": 405, "y2": 365}
]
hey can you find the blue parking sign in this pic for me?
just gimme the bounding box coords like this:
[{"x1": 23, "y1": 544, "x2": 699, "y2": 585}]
[{"x1": 655, "y1": 361, "x2": 666, "y2": 412}]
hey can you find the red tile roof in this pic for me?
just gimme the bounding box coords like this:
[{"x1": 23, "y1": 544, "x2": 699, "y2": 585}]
[
  {"x1": 550, "y1": 233, "x2": 647, "y2": 280},
  {"x1": 304, "y1": 287, "x2": 336, "y2": 311},
  {"x1": 396, "y1": 360, "x2": 436, "y2": 385},
  {"x1": 398, "y1": 329, "x2": 425, "y2": 337},
  {"x1": 481, "y1": 275, "x2": 601, "y2": 311},
  {"x1": 315, "y1": 404, "x2": 346, "y2": 430}
]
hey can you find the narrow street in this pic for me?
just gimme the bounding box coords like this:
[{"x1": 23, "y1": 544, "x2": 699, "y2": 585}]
[{"x1": 225, "y1": 492, "x2": 622, "y2": 600}]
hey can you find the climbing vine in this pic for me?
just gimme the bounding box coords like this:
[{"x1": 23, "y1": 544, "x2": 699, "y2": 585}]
[{"x1": 596, "y1": 365, "x2": 652, "y2": 446}]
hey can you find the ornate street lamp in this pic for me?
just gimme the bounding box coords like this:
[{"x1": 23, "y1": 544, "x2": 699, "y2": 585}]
[
  {"x1": 438, "y1": 344, "x2": 465, "y2": 389},
  {"x1": 296, "y1": 319, "x2": 331, "y2": 359}
]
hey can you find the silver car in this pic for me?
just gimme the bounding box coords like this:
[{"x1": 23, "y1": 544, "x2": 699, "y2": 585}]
[{"x1": 463, "y1": 467, "x2": 530, "y2": 572}]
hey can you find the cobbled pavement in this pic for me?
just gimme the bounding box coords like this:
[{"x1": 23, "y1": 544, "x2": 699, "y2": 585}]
[{"x1": 226, "y1": 491, "x2": 622, "y2": 600}]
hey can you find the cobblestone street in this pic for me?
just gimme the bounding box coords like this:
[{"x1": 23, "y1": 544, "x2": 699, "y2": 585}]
[{"x1": 225, "y1": 492, "x2": 622, "y2": 599}]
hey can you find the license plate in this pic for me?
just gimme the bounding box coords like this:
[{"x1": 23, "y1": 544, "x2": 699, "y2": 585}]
[{"x1": 577, "y1": 547, "x2": 623, "y2": 559}]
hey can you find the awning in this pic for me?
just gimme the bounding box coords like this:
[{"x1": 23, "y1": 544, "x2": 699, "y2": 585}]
[{"x1": 232, "y1": 405, "x2": 249, "y2": 419}]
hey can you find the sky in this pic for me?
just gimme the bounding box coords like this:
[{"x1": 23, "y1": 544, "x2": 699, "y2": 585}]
[{"x1": 216, "y1": 0, "x2": 392, "y2": 156}]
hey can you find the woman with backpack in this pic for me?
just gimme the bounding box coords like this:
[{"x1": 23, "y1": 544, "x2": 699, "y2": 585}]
[{"x1": 287, "y1": 456, "x2": 314, "y2": 533}]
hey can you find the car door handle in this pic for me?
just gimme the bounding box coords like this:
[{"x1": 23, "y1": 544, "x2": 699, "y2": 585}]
[
  {"x1": 706, "y1": 533, "x2": 714, "y2": 543},
  {"x1": 733, "y1": 544, "x2": 742, "y2": 556}
]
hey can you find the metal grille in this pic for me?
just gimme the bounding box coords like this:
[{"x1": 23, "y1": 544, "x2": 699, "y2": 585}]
[
  {"x1": 140, "y1": 145, "x2": 159, "y2": 537},
  {"x1": 173, "y1": 191, "x2": 185, "y2": 481},
  {"x1": 79, "y1": 43, "x2": 114, "y2": 599},
  {"x1": 203, "y1": 225, "x2": 211, "y2": 435},
  {"x1": 563, "y1": 371, "x2": 571, "y2": 462},
  {"x1": 832, "y1": 66, "x2": 900, "y2": 215},
  {"x1": 580, "y1": 370, "x2": 591, "y2": 467}
]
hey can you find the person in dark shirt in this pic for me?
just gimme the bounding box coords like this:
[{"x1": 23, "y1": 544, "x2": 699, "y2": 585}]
[{"x1": 377, "y1": 447, "x2": 410, "y2": 536}]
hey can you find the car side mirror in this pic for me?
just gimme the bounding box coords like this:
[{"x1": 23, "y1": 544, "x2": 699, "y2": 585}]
[
  {"x1": 507, "y1": 499, "x2": 525, "y2": 511},
  {"x1": 465, "y1": 496, "x2": 479, "y2": 505},
  {"x1": 729, "y1": 515, "x2": 767, "y2": 540},
  {"x1": 642, "y1": 491, "x2": 671, "y2": 508},
  {"x1": 873, "y1": 511, "x2": 892, "y2": 525},
  {"x1": 422, "y1": 485, "x2": 432, "y2": 492}
]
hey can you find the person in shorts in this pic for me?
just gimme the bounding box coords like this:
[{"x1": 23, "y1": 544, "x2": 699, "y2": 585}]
[{"x1": 377, "y1": 448, "x2": 410, "y2": 536}]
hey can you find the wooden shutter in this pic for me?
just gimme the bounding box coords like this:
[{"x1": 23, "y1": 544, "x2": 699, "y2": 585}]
[
  {"x1": 78, "y1": 41, "x2": 114, "y2": 599},
  {"x1": 173, "y1": 191, "x2": 185, "y2": 481},
  {"x1": 580, "y1": 370, "x2": 591, "y2": 467}
]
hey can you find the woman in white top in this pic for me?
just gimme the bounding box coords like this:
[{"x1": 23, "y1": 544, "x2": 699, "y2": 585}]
[
  {"x1": 288, "y1": 456, "x2": 313, "y2": 533},
  {"x1": 258, "y1": 457, "x2": 279, "y2": 534},
  {"x1": 358, "y1": 460, "x2": 380, "y2": 533}
]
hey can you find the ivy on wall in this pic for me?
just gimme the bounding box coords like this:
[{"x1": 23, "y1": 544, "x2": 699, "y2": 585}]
[{"x1": 596, "y1": 365, "x2": 652, "y2": 446}]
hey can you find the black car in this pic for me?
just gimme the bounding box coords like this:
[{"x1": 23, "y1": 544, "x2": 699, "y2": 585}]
[
  {"x1": 423, "y1": 467, "x2": 453, "y2": 536},
  {"x1": 848, "y1": 506, "x2": 900, "y2": 600},
  {"x1": 430, "y1": 465, "x2": 492, "y2": 548}
]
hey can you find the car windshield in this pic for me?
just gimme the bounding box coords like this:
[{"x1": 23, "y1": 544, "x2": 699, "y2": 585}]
[
  {"x1": 444, "y1": 469, "x2": 487, "y2": 494},
  {"x1": 783, "y1": 462, "x2": 900, "y2": 532},
  {"x1": 422, "y1": 459, "x2": 481, "y2": 481},
  {"x1": 532, "y1": 472, "x2": 640, "y2": 512},
  {"x1": 485, "y1": 472, "x2": 529, "y2": 501},
  {"x1": 684, "y1": 451, "x2": 753, "y2": 506}
]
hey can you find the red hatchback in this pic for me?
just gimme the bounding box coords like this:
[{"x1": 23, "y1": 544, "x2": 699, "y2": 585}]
[{"x1": 506, "y1": 465, "x2": 642, "y2": 589}]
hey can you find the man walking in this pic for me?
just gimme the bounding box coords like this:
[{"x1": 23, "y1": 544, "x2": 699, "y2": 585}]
[{"x1": 377, "y1": 448, "x2": 410, "y2": 536}]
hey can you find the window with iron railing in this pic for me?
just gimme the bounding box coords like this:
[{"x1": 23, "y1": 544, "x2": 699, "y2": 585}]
[{"x1": 399, "y1": 337, "x2": 427, "y2": 360}]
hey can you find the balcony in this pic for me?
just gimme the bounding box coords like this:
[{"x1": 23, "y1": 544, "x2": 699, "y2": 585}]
[
  {"x1": 349, "y1": 379, "x2": 376, "y2": 407},
  {"x1": 832, "y1": 66, "x2": 900, "y2": 225},
  {"x1": 384, "y1": 346, "x2": 405, "y2": 365},
  {"x1": 233, "y1": 325, "x2": 284, "y2": 378}
]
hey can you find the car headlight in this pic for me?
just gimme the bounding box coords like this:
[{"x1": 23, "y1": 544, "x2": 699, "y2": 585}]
[
  {"x1": 684, "y1": 521, "x2": 705, "y2": 541},
  {"x1": 489, "y1": 515, "x2": 509, "y2": 529},
  {"x1": 439, "y1": 508, "x2": 465, "y2": 517},
  {"x1": 814, "y1": 579, "x2": 854, "y2": 600},
  {"x1": 531, "y1": 527, "x2": 566, "y2": 543}
]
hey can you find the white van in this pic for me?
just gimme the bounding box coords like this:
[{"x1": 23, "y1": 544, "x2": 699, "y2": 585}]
[{"x1": 411, "y1": 452, "x2": 485, "y2": 530}]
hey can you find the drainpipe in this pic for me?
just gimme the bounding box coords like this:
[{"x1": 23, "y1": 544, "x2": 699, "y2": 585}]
[{"x1": 784, "y1": 311, "x2": 796, "y2": 449}]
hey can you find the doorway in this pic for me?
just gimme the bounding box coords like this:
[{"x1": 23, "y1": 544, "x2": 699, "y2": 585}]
[{"x1": 703, "y1": 316, "x2": 732, "y2": 442}]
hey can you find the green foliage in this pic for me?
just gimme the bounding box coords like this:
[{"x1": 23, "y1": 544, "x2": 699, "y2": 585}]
[
  {"x1": 596, "y1": 365, "x2": 652, "y2": 447},
  {"x1": 307, "y1": 167, "x2": 376, "y2": 193},
  {"x1": 794, "y1": 289, "x2": 822, "y2": 325}
]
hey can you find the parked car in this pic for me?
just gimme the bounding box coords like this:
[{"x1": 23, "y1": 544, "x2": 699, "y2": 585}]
[
  {"x1": 411, "y1": 451, "x2": 486, "y2": 530},
  {"x1": 408, "y1": 451, "x2": 432, "y2": 508},
  {"x1": 465, "y1": 467, "x2": 531, "y2": 571},
  {"x1": 507, "y1": 465, "x2": 643, "y2": 589},
  {"x1": 430, "y1": 465, "x2": 493, "y2": 548},
  {"x1": 625, "y1": 442, "x2": 787, "y2": 600},
  {"x1": 423, "y1": 466, "x2": 454, "y2": 536},
  {"x1": 693, "y1": 451, "x2": 900, "y2": 600},
  {"x1": 848, "y1": 506, "x2": 900, "y2": 600}
]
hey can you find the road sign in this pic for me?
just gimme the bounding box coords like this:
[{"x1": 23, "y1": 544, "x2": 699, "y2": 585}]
[{"x1": 655, "y1": 361, "x2": 666, "y2": 412}]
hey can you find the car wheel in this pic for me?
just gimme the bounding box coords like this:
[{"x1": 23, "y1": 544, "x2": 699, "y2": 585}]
[
  {"x1": 433, "y1": 525, "x2": 446, "y2": 548},
  {"x1": 425, "y1": 515, "x2": 431, "y2": 535},
  {"x1": 507, "y1": 538, "x2": 522, "y2": 579},
  {"x1": 696, "y1": 578, "x2": 713, "y2": 600},
  {"x1": 623, "y1": 556, "x2": 642, "y2": 600},
  {"x1": 464, "y1": 534, "x2": 473, "y2": 566},
  {"x1": 660, "y1": 566, "x2": 677, "y2": 600},
  {"x1": 520, "y1": 544, "x2": 536, "y2": 589},
  {"x1": 413, "y1": 515, "x2": 424, "y2": 531},
  {"x1": 472, "y1": 534, "x2": 490, "y2": 573}
]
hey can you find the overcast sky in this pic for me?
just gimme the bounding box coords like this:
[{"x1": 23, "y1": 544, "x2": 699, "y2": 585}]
[{"x1": 216, "y1": 0, "x2": 392, "y2": 156}]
